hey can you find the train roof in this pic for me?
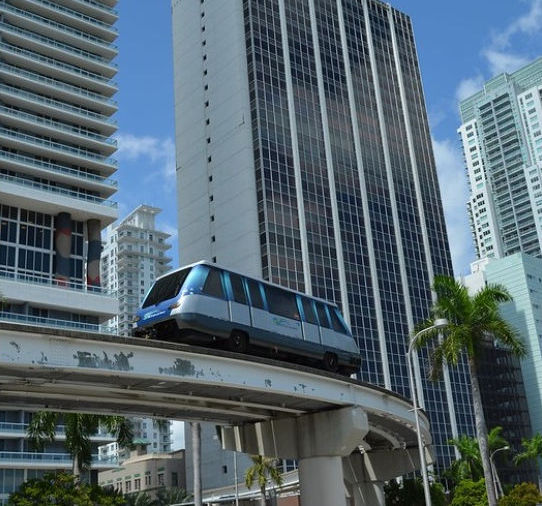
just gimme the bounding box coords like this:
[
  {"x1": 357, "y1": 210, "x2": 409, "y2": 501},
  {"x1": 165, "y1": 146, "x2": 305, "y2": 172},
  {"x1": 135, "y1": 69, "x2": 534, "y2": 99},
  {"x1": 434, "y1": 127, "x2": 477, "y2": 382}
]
[{"x1": 154, "y1": 260, "x2": 340, "y2": 307}]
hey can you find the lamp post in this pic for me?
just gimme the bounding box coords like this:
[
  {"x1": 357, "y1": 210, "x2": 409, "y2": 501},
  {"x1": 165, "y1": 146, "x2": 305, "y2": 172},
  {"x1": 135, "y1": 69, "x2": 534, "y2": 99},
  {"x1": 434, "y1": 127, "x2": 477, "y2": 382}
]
[
  {"x1": 406, "y1": 318, "x2": 448, "y2": 506},
  {"x1": 490, "y1": 445, "x2": 509, "y2": 499}
]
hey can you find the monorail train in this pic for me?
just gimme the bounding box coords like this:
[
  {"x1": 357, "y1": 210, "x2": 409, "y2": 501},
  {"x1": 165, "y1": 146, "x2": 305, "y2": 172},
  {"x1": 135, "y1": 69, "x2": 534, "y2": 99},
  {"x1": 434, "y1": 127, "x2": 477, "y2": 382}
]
[{"x1": 133, "y1": 261, "x2": 361, "y2": 375}]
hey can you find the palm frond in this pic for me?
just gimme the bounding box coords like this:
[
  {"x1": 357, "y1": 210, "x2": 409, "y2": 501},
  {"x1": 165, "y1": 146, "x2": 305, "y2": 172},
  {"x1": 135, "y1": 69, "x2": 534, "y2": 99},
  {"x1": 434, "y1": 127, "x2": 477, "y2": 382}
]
[{"x1": 27, "y1": 411, "x2": 58, "y2": 451}]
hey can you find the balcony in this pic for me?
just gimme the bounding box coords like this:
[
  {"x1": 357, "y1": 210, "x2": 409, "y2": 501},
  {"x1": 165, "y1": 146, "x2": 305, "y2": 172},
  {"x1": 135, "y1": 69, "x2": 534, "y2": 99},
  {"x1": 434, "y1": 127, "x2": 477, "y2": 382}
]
[
  {"x1": 0, "y1": 270, "x2": 119, "y2": 319},
  {"x1": 0, "y1": 105, "x2": 117, "y2": 154},
  {"x1": 0, "y1": 83, "x2": 117, "y2": 135},
  {"x1": 0, "y1": 150, "x2": 117, "y2": 194},
  {"x1": 0, "y1": 451, "x2": 118, "y2": 469},
  {"x1": 0, "y1": 1, "x2": 117, "y2": 58},
  {"x1": 0, "y1": 127, "x2": 117, "y2": 173},
  {"x1": 0, "y1": 62, "x2": 117, "y2": 115},
  {"x1": 0, "y1": 21, "x2": 117, "y2": 77},
  {"x1": 10, "y1": 0, "x2": 117, "y2": 42},
  {"x1": 53, "y1": 0, "x2": 118, "y2": 25},
  {"x1": 0, "y1": 42, "x2": 117, "y2": 96},
  {"x1": 0, "y1": 421, "x2": 117, "y2": 441},
  {"x1": 0, "y1": 172, "x2": 117, "y2": 207}
]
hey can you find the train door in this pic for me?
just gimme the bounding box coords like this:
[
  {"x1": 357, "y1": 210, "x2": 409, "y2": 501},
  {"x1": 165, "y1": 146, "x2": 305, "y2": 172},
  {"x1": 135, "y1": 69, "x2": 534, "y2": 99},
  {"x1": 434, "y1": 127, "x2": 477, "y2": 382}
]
[
  {"x1": 299, "y1": 297, "x2": 321, "y2": 343},
  {"x1": 315, "y1": 302, "x2": 337, "y2": 347},
  {"x1": 226, "y1": 272, "x2": 251, "y2": 327}
]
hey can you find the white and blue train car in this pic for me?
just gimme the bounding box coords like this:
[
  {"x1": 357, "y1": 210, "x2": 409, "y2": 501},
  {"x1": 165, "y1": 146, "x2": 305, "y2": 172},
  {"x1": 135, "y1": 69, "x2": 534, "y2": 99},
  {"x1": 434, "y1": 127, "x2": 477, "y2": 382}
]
[{"x1": 133, "y1": 261, "x2": 361, "y2": 374}]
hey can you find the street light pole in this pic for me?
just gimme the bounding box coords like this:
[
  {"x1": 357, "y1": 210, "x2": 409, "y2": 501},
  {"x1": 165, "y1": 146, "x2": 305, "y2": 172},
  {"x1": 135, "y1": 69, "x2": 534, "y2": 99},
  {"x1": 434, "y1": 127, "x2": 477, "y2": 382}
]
[
  {"x1": 490, "y1": 446, "x2": 509, "y2": 499},
  {"x1": 406, "y1": 318, "x2": 448, "y2": 506}
]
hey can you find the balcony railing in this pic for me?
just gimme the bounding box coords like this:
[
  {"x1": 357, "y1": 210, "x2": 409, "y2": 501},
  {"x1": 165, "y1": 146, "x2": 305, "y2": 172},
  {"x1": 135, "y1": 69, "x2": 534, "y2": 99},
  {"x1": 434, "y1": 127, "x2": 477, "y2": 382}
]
[
  {"x1": 0, "y1": 106, "x2": 116, "y2": 146},
  {"x1": 0, "y1": 451, "x2": 118, "y2": 466},
  {"x1": 27, "y1": 0, "x2": 118, "y2": 33},
  {"x1": 0, "y1": 83, "x2": 116, "y2": 125},
  {"x1": 0, "y1": 150, "x2": 117, "y2": 186},
  {"x1": 73, "y1": 0, "x2": 119, "y2": 17},
  {"x1": 0, "y1": 127, "x2": 117, "y2": 166},
  {"x1": 0, "y1": 63, "x2": 117, "y2": 107},
  {"x1": 0, "y1": 421, "x2": 117, "y2": 438},
  {"x1": 0, "y1": 269, "x2": 117, "y2": 297},
  {"x1": 0, "y1": 172, "x2": 118, "y2": 206},
  {"x1": 0, "y1": 22, "x2": 117, "y2": 67},
  {"x1": 0, "y1": 1, "x2": 118, "y2": 51},
  {"x1": 0, "y1": 311, "x2": 116, "y2": 334},
  {"x1": 0, "y1": 42, "x2": 117, "y2": 87}
]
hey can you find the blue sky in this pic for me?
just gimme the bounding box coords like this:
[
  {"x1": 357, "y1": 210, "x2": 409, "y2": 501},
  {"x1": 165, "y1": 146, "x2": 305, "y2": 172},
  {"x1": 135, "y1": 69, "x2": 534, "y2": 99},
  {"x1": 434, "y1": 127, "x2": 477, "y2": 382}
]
[{"x1": 113, "y1": 0, "x2": 542, "y2": 277}]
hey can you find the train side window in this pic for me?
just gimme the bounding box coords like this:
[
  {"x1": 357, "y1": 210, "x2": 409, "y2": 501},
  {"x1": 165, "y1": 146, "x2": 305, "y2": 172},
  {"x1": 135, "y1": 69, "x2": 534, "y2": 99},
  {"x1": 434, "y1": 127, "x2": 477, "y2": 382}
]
[
  {"x1": 246, "y1": 279, "x2": 264, "y2": 309},
  {"x1": 329, "y1": 306, "x2": 348, "y2": 334},
  {"x1": 315, "y1": 302, "x2": 331, "y2": 328},
  {"x1": 202, "y1": 268, "x2": 224, "y2": 299},
  {"x1": 266, "y1": 285, "x2": 300, "y2": 320},
  {"x1": 301, "y1": 298, "x2": 318, "y2": 325},
  {"x1": 229, "y1": 273, "x2": 247, "y2": 304}
]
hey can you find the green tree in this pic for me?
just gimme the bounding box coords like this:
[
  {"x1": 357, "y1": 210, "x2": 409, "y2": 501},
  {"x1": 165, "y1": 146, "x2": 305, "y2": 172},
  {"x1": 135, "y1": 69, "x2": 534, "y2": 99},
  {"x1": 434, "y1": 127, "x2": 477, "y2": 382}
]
[
  {"x1": 154, "y1": 487, "x2": 191, "y2": 506},
  {"x1": 124, "y1": 491, "x2": 153, "y2": 506},
  {"x1": 28, "y1": 412, "x2": 133, "y2": 476},
  {"x1": 7, "y1": 472, "x2": 125, "y2": 506},
  {"x1": 415, "y1": 276, "x2": 525, "y2": 506},
  {"x1": 514, "y1": 433, "x2": 542, "y2": 484},
  {"x1": 245, "y1": 455, "x2": 283, "y2": 506},
  {"x1": 451, "y1": 479, "x2": 488, "y2": 506},
  {"x1": 384, "y1": 478, "x2": 447, "y2": 506},
  {"x1": 447, "y1": 427, "x2": 509, "y2": 483},
  {"x1": 498, "y1": 482, "x2": 542, "y2": 506}
]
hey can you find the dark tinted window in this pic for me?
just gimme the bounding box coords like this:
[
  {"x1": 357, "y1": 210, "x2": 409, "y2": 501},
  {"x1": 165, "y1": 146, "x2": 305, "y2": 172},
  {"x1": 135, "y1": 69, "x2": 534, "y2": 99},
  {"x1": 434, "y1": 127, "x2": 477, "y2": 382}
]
[
  {"x1": 315, "y1": 302, "x2": 331, "y2": 328},
  {"x1": 266, "y1": 285, "x2": 300, "y2": 320},
  {"x1": 229, "y1": 273, "x2": 247, "y2": 304},
  {"x1": 329, "y1": 306, "x2": 348, "y2": 334},
  {"x1": 246, "y1": 279, "x2": 264, "y2": 309},
  {"x1": 202, "y1": 268, "x2": 224, "y2": 298},
  {"x1": 143, "y1": 268, "x2": 190, "y2": 308},
  {"x1": 301, "y1": 298, "x2": 318, "y2": 325}
]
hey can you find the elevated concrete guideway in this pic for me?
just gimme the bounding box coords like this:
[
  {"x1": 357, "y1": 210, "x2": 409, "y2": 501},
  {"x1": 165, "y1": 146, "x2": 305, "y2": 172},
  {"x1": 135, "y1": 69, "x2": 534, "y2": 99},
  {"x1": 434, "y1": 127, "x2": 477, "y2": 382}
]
[{"x1": 0, "y1": 322, "x2": 431, "y2": 505}]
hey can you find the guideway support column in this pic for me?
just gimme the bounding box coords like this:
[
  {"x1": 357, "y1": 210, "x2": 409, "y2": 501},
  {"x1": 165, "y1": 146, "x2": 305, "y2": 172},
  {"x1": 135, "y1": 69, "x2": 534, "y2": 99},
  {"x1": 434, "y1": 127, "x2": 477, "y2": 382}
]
[{"x1": 221, "y1": 406, "x2": 369, "y2": 506}]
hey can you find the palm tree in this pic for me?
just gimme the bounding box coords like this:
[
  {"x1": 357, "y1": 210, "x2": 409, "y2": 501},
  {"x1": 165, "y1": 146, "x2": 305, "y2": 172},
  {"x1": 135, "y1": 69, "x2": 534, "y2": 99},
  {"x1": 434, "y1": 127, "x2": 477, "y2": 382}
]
[
  {"x1": 28, "y1": 412, "x2": 133, "y2": 476},
  {"x1": 245, "y1": 455, "x2": 283, "y2": 506},
  {"x1": 154, "y1": 487, "x2": 192, "y2": 506},
  {"x1": 415, "y1": 275, "x2": 525, "y2": 506},
  {"x1": 514, "y1": 433, "x2": 542, "y2": 487},
  {"x1": 447, "y1": 427, "x2": 509, "y2": 483}
]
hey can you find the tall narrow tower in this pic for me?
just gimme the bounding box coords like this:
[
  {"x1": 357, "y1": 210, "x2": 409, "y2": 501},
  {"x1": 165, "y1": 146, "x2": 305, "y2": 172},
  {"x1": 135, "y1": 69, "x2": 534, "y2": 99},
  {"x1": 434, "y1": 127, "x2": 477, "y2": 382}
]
[{"x1": 172, "y1": 0, "x2": 474, "y2": 471}]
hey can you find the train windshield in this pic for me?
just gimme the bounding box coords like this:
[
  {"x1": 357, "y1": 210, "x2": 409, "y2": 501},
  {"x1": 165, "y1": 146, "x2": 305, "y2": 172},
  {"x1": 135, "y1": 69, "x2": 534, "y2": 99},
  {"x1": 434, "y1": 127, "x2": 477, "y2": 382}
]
[{"x1": 142, "y1": 268, "x2": 190, "y2": 308}]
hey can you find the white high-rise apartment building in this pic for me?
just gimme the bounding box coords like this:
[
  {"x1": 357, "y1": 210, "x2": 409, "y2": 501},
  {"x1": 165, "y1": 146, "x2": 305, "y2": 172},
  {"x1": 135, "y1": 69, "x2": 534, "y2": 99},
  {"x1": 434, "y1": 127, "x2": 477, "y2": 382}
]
[
  {"x1": 0, "y1": 0, "x2": 119, "y2": 502},
  {"x1": 101, "y1": 205, "x2": 172, "y2": 336},
  {"x1": 100, "y1": 205, "x2": 172, "y2": 458},
  {"x1": 459, "y1": 58, "x2": 542, "y2": 260}
]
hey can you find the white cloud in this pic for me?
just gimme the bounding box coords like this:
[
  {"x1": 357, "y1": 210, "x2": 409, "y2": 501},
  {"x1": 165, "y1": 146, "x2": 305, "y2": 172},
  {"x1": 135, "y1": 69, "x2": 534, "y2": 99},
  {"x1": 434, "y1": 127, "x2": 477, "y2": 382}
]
[
  {"x1": 455, "y1": 75, "x2": 485, "y2": 102},
  {"x1": 455, "y1": 0, "x2": 542, "y2": 102},
  {"x1": 432, "y1": 137, "x2": 475, "y2": 275},
  {"x1": 483, "y1": 0, "x2": 542, "y2": 74},
  {"x1": 482, "y1": 49, "x2": 530, "y2": 76},
  {"x1": 116, "y1": 133, "x2": 176, "y2": 185}
]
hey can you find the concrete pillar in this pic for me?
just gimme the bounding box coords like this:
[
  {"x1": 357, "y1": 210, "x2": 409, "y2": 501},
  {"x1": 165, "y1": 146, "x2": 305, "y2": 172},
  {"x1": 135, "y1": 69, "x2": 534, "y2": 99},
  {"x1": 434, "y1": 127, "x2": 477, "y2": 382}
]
[
  {"x1": 54, "y1": 212, "x2": 72, "y2": 285},
  {"x1": 299, "y1": 456, "x2": 346, "y2": 506},
  {"x1": 86, "y1": 219, "x2": 101, "y2": 287}
]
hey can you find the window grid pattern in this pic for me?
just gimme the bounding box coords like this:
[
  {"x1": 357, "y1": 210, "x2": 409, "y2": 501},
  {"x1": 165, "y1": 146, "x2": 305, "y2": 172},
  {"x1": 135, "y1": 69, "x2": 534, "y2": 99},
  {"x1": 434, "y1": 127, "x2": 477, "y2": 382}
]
[
  {"x1": 244, "y1": 0, "x2": 305, "y2": 291},
  {"x1": 285, "y1": 0, "x2": 340, "y2": 304}
]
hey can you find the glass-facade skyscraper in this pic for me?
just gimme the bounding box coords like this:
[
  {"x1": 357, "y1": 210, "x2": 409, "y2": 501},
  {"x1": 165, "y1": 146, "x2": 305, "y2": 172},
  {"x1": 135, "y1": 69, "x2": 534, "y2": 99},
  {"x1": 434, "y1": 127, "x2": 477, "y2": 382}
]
[{"x1": 172, "y1": 0, "x2": 474, "y2": 474}]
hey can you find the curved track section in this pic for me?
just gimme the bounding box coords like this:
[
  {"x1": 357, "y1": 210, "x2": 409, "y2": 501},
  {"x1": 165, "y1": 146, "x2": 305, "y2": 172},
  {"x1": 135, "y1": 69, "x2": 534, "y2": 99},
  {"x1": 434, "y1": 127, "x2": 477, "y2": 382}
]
[{"x1": 0, "y1": 322, "x2": 429, "y2": 451}]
